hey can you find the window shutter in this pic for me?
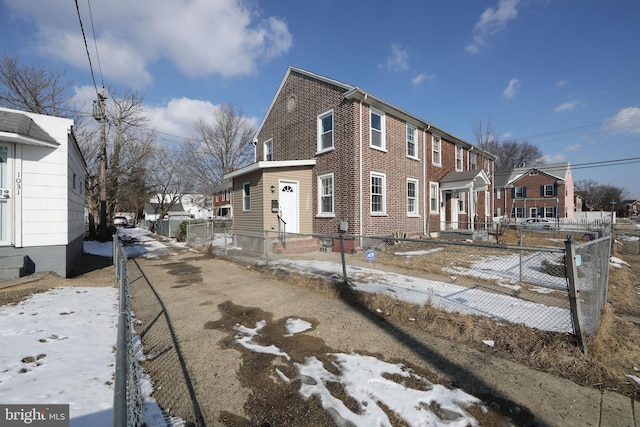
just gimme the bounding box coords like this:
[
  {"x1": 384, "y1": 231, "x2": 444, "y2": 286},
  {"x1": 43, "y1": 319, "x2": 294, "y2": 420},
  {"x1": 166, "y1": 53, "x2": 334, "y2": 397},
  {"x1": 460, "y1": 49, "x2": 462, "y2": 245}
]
[
  {"x1": 553, "y1": 185, "x2": 558, "y2": 196},
  {"x1": 511, "y1": 188, "x2": 515, "y2": 198},
  {"x1": 540, "y1": 185, "x2": 544, "y2": 196},
  {"x1": 523, "y1": 187, "x2": 527, "y2": 197}
]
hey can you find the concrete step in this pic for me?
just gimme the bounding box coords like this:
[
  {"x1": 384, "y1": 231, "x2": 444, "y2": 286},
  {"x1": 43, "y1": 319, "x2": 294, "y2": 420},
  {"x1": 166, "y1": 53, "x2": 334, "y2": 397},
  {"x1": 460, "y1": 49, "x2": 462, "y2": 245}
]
[{"x1": 0, "y1": 255, "x2": 26, "y2": 280}]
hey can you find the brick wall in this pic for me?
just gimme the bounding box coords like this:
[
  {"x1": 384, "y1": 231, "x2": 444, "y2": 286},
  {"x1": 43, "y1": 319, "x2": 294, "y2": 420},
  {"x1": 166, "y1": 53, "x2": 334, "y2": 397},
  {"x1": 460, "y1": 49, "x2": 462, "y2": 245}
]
[{"x1": 255, "y1": 68, "x2": 493, "y2": 236}]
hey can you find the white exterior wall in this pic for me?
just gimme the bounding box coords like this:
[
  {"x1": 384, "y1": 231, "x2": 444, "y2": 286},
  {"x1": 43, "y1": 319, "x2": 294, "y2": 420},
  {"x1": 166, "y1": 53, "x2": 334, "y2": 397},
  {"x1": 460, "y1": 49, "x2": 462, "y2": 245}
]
[{"x1": 17, "y1": 113, "x2": 85, "y2": 247}]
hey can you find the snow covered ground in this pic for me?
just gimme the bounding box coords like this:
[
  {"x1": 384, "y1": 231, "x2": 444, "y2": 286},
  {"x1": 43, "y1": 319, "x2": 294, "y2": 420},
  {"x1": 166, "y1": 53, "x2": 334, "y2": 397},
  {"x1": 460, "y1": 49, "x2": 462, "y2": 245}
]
[{"x1": 0, "y1": 227, "x2": 625, "y2": 426}]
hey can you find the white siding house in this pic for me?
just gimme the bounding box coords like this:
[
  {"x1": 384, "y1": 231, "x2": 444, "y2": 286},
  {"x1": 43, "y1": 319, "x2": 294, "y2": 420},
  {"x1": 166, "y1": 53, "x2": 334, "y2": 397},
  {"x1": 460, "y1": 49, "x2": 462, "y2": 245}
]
[{"x1": 0, "y1": 107, "x2": 86, "y2": 278}]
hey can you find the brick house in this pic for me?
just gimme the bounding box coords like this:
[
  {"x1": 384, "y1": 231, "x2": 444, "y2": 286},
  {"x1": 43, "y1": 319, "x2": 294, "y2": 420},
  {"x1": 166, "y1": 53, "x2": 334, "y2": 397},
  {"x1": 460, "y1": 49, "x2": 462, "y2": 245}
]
[
  {"x1": 224, "y1": 67, "x2": 495, "y2": 245},
  {"x1": 212, "y1": 179, "x2": 233, "y2": 219},
  {"x1": 493, "y1": 162, "x2": 575, "y2": 221}
]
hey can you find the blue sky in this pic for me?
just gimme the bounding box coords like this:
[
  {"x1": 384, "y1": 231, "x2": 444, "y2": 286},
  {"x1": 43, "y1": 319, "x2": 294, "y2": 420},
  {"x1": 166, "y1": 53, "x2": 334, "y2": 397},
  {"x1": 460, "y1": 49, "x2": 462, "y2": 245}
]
[{"x1": 1, "y1": 0, "x2": 639, "y2": 196}]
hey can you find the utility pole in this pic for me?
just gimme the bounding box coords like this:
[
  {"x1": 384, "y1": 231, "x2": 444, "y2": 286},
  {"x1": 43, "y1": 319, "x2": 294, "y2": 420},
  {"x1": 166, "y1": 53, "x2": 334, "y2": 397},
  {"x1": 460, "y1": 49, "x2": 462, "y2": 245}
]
[{"x1": 93, "y1": 93, "x2": 108, "y2": 241}]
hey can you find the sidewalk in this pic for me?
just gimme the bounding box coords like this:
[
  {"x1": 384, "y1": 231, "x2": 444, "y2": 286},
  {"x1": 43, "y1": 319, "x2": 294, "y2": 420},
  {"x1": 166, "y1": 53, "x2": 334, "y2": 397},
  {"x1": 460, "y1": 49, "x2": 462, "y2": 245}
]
[{"x1": 129, "y1": 247, "x2": 639, "y2": 426}]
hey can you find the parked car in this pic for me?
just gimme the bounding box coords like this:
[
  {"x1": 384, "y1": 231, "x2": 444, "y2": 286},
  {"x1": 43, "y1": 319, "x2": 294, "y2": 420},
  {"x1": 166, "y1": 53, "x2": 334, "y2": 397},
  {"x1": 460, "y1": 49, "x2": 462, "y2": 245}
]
[
  {"x1": 518, "y1": 218, "x2": 553, "y2": 230},
  {"x1": 113, "y1": 216, "x2": 129, "y2": 227}
]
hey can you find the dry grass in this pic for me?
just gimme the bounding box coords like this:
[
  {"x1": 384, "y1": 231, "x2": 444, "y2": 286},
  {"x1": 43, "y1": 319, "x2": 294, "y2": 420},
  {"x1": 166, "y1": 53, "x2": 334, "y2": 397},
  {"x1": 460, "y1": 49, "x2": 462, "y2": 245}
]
[{"x1": 254, "y1": 241, "x2": 640, "y2": 400}]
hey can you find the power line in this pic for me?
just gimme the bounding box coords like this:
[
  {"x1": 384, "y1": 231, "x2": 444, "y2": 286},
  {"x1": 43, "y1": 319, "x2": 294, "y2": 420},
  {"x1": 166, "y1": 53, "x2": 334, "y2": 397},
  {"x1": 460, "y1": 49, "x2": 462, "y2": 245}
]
[
  {"x1": 74, "y1": 0, "x2": 99, "y2": 95},
  {"x1": 86, "y1": 0, "x2": 105, "y2": 90}
]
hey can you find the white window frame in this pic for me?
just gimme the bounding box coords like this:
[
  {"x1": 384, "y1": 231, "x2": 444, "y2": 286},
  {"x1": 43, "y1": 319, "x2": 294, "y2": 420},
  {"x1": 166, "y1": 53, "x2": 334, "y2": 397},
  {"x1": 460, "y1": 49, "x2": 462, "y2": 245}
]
[
  {"x1": 470, "y1": 152, "x2": 477, "y2": 170},
  {"x1": 317, "y1": 110, "x2": 334, "y2": 153},
  {"x1": 406, "y1": 125, "x2": 418, "y2": 159},
  {"x1": 545, "y1": 206, "x2": 555, "y2": 218},
  {"x1": 429, "y1": 182, "x2": 440, "y2": 213},
  {"x1": 407, "y1": 178, "x2": 419, "y2": 216},
  {"x1": 264, "y1": 139, "x2": 273, "y2": 161},
  {"x1": 370, "y1": 108, "x2": 386, "y2": 151},
  {"x1": 317, "y1": 173, "x2": 335, "y2": 217},
  {"x1": 458, "y1": 191, "x2": 466, "y2": 213},
  {"x1": 432, "y1": 135, "x2": 442, "y2": 166},
  {"x1": 455, "y1": 145, "x2": 464, "y2": 171},
  {"x1": 370, "y1": 172, "x2": 386, "y2": 215},
  {"x1": 515, "y1": 186, "x2": 525, "y2": 198},
  {"x1": 512, "y1": 207, "x2": 525, "y2": 218},
  {"x1": 494, "y1": 188, "x2": 501, "y2": 199},
  {"x1": 544, "y1": 184, "x2": 554, "y2": 196},
  {"x1": 242, "y1": 182, "x2": 251, "y2": 211}
]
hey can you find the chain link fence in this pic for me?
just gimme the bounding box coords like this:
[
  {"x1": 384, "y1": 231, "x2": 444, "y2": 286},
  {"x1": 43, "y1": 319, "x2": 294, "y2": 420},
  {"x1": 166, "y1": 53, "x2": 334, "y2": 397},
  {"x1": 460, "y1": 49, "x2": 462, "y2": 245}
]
[
  {"x1": 113, "y1": 235, "x2": 144, "y2": 427},
  {"x1": 189, "y1": 226, "x2": 611, "y2": 348}
]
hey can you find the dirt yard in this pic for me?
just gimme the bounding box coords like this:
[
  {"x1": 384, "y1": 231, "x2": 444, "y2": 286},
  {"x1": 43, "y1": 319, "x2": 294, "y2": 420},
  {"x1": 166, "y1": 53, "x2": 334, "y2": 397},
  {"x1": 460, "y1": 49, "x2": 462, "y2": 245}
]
[{"x1": 1, "y1": 230, "x2": 638, "y2": 426}]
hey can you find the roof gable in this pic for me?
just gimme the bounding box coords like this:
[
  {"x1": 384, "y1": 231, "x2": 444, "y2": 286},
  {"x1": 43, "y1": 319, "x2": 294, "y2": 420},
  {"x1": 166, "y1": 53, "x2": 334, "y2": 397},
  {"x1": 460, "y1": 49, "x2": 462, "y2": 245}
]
[{"x1": 494, "y1": 162, "x2": 571, "y2": 187}]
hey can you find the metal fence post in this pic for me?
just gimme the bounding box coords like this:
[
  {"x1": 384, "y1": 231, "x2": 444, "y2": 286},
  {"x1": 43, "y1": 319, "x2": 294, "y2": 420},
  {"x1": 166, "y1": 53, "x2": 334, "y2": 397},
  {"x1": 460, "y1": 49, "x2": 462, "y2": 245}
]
[
  {"x1": 565, "y1": 237, "x2": 588, "y2": 354},
  {"x1": 519, "y1": 229, "x2": 524, "y2": 282},
  {"x1": 339, "y1": 233, "x2": 348, "y2": 284}
]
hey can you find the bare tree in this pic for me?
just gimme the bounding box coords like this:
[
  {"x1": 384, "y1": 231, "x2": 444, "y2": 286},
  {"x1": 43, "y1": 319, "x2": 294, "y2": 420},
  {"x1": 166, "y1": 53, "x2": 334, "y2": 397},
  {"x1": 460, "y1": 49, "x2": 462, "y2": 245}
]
[
  {"x1": 188, "y1": 103, "x2": 255, "y2": 191},
  {"x1": 0, "y1": 53, "x2": 75, "y2": 118},
  {"x1": 472, "y1": 117, "x2": 544, "y2": 170},
  {"x1": 575, "y1": 179, "x2": 627, "y2": 211},
  {"x1": 146, "y1": 144, "x2": 194, "y2": 219},
  {"x1": 79, "y1": 88, "x2": 156, "y2": 223}
]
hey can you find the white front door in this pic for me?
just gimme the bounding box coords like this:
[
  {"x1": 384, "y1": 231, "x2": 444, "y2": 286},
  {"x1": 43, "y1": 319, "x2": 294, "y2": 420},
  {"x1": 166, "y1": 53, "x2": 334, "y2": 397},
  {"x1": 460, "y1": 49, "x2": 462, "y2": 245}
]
[
  {"x1": 279, "y1": 180, "x2": 299, "y2": 234},
  {"x1": 0, "y1": 144, "x2": 13, "y2": 245}
]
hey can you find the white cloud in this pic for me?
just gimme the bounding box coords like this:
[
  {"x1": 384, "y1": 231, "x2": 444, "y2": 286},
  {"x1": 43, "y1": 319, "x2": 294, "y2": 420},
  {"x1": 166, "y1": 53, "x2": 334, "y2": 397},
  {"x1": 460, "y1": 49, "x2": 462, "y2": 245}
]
[
  {"x1": 466, "y1": 0, "x2": 520, "y2": 54},
  {"x1": 565, "y1": 143, "x2": 582, "y2": 152},
  {"x1": 3, "y1": 0, "x2": 292, "y2": 88},
  {"x1": 381, "y1": 44, "x2": 410, "y2": 71},
  {"x1": 556, "y1": 80, "x2": 570, "y2": 87},
  {"x1": 553, "y1": 100, "x2": 579, "y2": 113},
  {"x1": 541, "y1": 153, "x2": 565, "y2": 163},
  {"x1": 503, "y1": 78, "x2": 521, "y2": 99},
  {"x1": 411, "y1": 72, "x2": 436, "y2": 85},
  {"x1": 602, "y1": 107, "x2": 640, "y2": 134}
]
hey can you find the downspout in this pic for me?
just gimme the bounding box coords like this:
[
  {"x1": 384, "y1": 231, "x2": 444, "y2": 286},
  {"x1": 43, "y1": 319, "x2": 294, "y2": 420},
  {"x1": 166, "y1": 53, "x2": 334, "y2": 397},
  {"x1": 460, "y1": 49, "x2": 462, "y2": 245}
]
[
  {"x1": 422, "y1": 129, "x2": 427, "y2": 236},
  {"x1": 359, "y1": 99, "x2": 363, "y2": 239}
]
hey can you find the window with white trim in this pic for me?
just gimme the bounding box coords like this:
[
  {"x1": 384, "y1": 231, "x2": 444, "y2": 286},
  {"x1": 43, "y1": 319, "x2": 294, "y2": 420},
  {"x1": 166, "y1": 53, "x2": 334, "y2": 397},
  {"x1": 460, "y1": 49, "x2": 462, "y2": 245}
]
[
  {"x1": 430, "y1": 182, "x2": 439, "y2": 213},
  {"x1": 494, "y1": 188, "x2": 500, "y2": 199},
  {"x1": 545, "y1": 206, "x2": 555, "y2": 218},
  {"x1": 470, "y1": 152, "x2": 477, "y2": 170},
  {"x1": 514, "y1": 186, "x2": 525, "y2": 198},
  {"x1": 406, "y1": 125, "x2": 417, "y2": 158},
  {"x1": 484, "y1": 158, "x2": 490, "y2": 173},
  {"x1": 455, "y1": 145, "x2": 463, "y2": 171},
  {"x1": 432, "y1": 136, "x2": 441, "y2": 166},
  {"x1": 511, "y1": 207, "x2": 525, "y2": 218},
  {"x1": 242, "y1": 182, "x2": 250, "y2": 211},
  {"x1": 264, "y1": 139, "x2": 273, "y2": 161},
  {"x1": 318, "y1": 173, "x2": 334, "y2": 216},
  {"x1": 543, "y1": 184, "x2": 554, "y2": 196},
  {"x1": 318, "y1": 110, "x2": 334, "y2": 152},
  {"x1": 370, "y1": 172, "x2": 386, "y2": 214},
  {"x1": 407, "y1": 179, "x2": 418, "y2": 215},
  {"x1": 458, "y1": 192, "x2": 466, "y2": 213},
  {"x1": 370, "y1": 109, "x2": 385, "y2": 150}
]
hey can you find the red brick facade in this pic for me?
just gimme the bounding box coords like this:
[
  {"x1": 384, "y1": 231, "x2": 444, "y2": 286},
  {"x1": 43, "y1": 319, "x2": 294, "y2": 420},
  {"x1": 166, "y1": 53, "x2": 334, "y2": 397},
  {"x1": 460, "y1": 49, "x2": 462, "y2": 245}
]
[{"x1": 250, "y1": 67, "x2": 494, "y2": 237}]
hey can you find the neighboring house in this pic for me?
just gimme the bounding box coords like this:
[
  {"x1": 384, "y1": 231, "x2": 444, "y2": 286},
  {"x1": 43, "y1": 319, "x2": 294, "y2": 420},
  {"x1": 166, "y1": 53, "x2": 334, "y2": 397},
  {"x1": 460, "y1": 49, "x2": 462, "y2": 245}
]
[
  {"x1": 493, "y1": 162, "x2": 575, "y2": 221},
  {"x1": 181, "y1": 194, "x2": 213, "y2": 219},
  {"x1": 213, "y1": 180, "x2": 233, "y2": 219},
  {"x1": 143, "y1": 202, "x2": 189, "y2": 221},
  {"x1": 620, "y1": 199, "x2": 640, "y2": 217},
  {"x1": 0, "y1": 107, "x2": 86, "y2": 278},
  {"x1": 224, "y1": 67, "x2": 495, "y2": 245}
]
